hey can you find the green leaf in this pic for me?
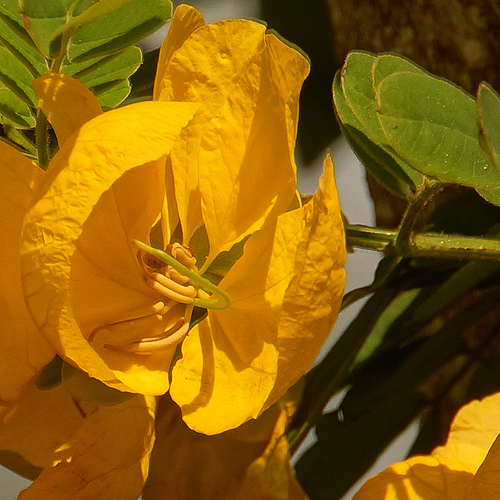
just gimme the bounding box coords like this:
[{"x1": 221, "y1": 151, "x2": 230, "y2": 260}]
[
  {"x1": 296, "y1": 384, "x2": 425, "y2": 500},
  {"x1": 61, "y1": 45, "x2": 141, "y2": 107},
  {"x1": 0, "y1": 3, "x2": 48, "y2": 76},
  {"x1": 0, "y1": 45, "x2": 37, "y2": 106},
  {"x1": 371, "y1": 52, "x2": 425, "y2": 88},
  {"x1": 333, "y1": 54, "x2": 423, "y2": 198},
  {"x1": 339, "y1": 52, "x2": 423, "y2": 190},
  {"x1": 64, "y1": 45, "x2": 142, "y2": 87},
  {"x1": 376, "y1": 71, "x2": 500, "y2": 205},
  {"x1": 333, "y1": 70, "x2": 414, "y2": 198},
  {"x1": 297, "y1": 288, "x2": 500, "y2": 499},
  {"x1": 57, "y1": 0, "x2": 136, "y2": 35},
  {"x1": 67, "y1": 0, "x2": 171, "y2": 62},
  {"x1": 90, "y1": 77, "x2": 131, "y2": 109},
  {"x1": 19, "y1": 0, "x2": 75, "y2": 58},
  {"x1": 353, "y1": 288, "x2": 421, "y2": 367},
  {"x1": 0, "y1": 82, "x2": 35, "y2": 128},
  {"x1": 477, "y1": 82, "x2": 500, "y2": 172}
]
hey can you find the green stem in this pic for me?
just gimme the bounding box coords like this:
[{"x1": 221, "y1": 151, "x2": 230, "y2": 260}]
[
  {"x1": 35, "y1": 109, "x2": 49, "y2": 169},
  {"x1": 394, "y1": 181, "x2": 442, "y2": 254},
  {"x1": 346, "y1": 225, "x2": 500, "y2": 261},
  {"x1": 132, "y1": 240, "x2": 231, "y2": 310}
]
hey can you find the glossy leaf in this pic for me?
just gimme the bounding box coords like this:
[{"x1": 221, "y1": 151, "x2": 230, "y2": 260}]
[
  {"x1": 91, "y1": 78, "x2": 131, "y2": 109},
  {"x1": 0, "y1": 2, "x2": 47, "y2": 76},
  {"x1": 371, "y1": 52, "x2": 426, "y2": 88},
  {"x1": 19, "y1": 0, "x2": 73, "y2": 58},
  {"x1": 57, "y1": 0, "x2": 136, "y2": 35},
  {"x1": 62, "y1": 45, "x2": 142, "y2": 108},
  {"x1": 333, "y1": 71, "x2": 414, "y2": 198},
  {"x1": 0, "y1": 45, "x2": 37, "y2": 106},
  {"x1": 62, "y1": 46, "x2": 142, "y2": 89},
  {"x1": 0, "y1": 82, "x2": 35, "y2": 128},
  {"x1": 477, "y1": 82, "x2": 500, "y2": 172},
  {"x1": 66, "y1": 0, "x2": 171, "y2": 62},
  {"x1": 376, "y1": 71, "x2": 500, "y2": 205},
  {"x1": 338, "y1": 52, "x2": 423, "y2": 193}
]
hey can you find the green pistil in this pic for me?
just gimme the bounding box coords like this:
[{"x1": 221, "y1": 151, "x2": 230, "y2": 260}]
[{"x1": 132, "y1": 240, "x2": 231, "y2": 310}]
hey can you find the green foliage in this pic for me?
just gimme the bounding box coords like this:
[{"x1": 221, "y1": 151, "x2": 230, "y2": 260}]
[
  {"x1": 0, "y1": 0, "x2": 172, "y2": 153},
  {"x1": 293, "y1": 51, "x2": 500, "y2": 499},
  {"x1": 334, "y1": 51, "x2": 500, "y2": 206}
]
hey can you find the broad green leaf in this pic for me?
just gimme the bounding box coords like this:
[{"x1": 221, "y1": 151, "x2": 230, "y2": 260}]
[
  {"x1": 19, "y1": 0, "x2": 75, "y2": 58},
  {"x1": 477, "y1": 82, "x2": 500, "y2": 172},
  {"x1": 58, "y1": 0, "x2": 136, "y2": 34},
  {"x1": 376, "y1": 71, "x2": 500, "y2": 205},
  {"x1": 296, "y1": 384, "x2": 425, "y2": 500},
  {"x1": 67, "y1": 0, "x2": 171, "y2": 62},
  {"x1": 0, "y1": 83, "x2": 35, "y2": 128},
  {"x1": 62, "y1": 46, "x2": 141, "y2": 88},
  {"x1": 333, "y1": 52, "x2": 422, "y2": 197},
  {"x1": 340, "y1": 52, "x2": 423, "y2": 190},
  {"x1": 291, "y1": 287, "x2": 399, "y2": 441},
  {"x1": 371, "y1": 52, "x2": 426, "y2": 88},
  {"x1": 92, "y1": 77, "x2": 131, "y2": 109},
  {"x1": 0, "y1": 4, "x2": 48, "y2": 76},
  {"x1": 353, "y1": 288, "x2": 420, "y2": 367},
  {"x1": 61, "y1": 45, "x2": 141, "y2": 108},
  {"x1": 0, "y1": 45, "x2": 37, "y2": 106},
  {"x1": 333, "y1": 70, "x2": 414, "y2": 198}
]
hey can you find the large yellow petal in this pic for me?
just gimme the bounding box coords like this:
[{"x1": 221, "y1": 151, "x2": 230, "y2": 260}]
[
  {"x1": 0, "y1": 141, "x2": 54, "y2": 413},
  {"x1": 68, "y1": 161, "x2": 181, "y2": 395},
  {"x1": 353, "y1": 392, "x2": 500, "y2": 500},
  {"x1": 0, "y1": 383, "x2": 85, "y2": 478},
  {"x1": 142, "y1": 395, "x2": 306, "y2": 500},
  {"x1": 20, "y1": 101, "x2": 198, "y2": 394},
  {"x1": 17, "y1": 394, "x2": 156, "y2": 500},
  {"x1": 466, "y1": 434, "x2": 500, "y2": 499},
  {"x1": 160, "y1": 20, "x2": 309, "y2": 256},
  {"x1": 153, "y1": 4, "x2": 205, "y2": 100},
  {"x1": 33, "y1": 73, "x2": 102, "y2": 146},
  {"x1": 170, "y1": 314, "x2": 278, "y2": 434},
  {"x1": 197, "y1": 32, "x2": 309, "y2": 260},
  {"x1": 171, "y1": 156, "x2": 345, "y2": 433},
  {"x1": 265, "y1": 155, "x2": 346, "y2": 407}
]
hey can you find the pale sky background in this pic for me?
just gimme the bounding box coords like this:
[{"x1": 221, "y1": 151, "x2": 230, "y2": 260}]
[{"x1": 0, "y1": 1, "x2": 417, "y2": 498}]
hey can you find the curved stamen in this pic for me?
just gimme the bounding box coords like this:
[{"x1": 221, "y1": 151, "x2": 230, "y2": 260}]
[
  {"x1": 149, "y1": 271, "x2": 196, "y2": 299},
  {"x1": 88, "y1": 300, "x2": 175, "y2": 342},
  {"x1": 125, "y1": 320, "x2": 190, "y2": 355},
  {"x1": 133, "y1": 239, "x2": 231, "y2": 310},
  {"x1": 104, "y1": 314, "x2": 191, "y2": 355},
  {"x1": 144, "y1": 274, "x2": 196, "y2": 304}
]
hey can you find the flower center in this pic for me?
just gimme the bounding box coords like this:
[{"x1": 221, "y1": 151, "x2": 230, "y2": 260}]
[{"x1": 89, "y1": 241, "x2": 230, "y2": 356}]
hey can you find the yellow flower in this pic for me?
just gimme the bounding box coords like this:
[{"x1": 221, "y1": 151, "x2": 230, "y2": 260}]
[
  {"x1": 0, "y1": 75, "x2": 167, "y2": 500},
  {"x1": 0, "y1": 73, "x2": 118, "y2": 415},
  {"x1": 142, "y1": 393, "x2": 307, "y2": 500},
  {"x1": 0, "y1": 382, "x2": 155, "y2": 500},
  {"x1": 19, "y1": 4, "x2": 346, "y2": 435},
  {"x1": 353, "y1": 392, "x2": 500, "y2": 500}
]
